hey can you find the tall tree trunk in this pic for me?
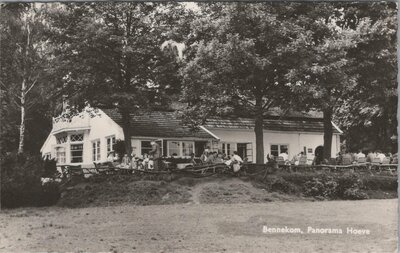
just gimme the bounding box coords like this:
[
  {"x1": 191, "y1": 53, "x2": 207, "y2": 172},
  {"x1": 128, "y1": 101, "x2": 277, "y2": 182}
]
[
  {"x1": 18, "y1": 20, "x2": 31, "y2": 155},
  {"x1": 120, "y1": 109, "x2": 132, "y2": 157},
  {"x1": 254, "y1": 97, "x2": 264, "y2": 164},
  {"x1": 18, "y1": 79, "x2": 26, "y2": 154},
  {"x1": 323, "y1": 107, "x2": 333, "y2": 160}
]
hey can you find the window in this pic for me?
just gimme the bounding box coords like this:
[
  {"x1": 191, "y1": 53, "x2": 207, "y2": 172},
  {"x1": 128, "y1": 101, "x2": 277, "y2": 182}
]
[
  {"x1": 182, "y1": 142, "x2": 194, "y2": 156},
  {"x1": 56, "y1": 147, "x2": 66, "y2": 164},
  {"x1": 141, "y1": 141, "x2": 153, "y2": 156},
  {"x1": 92, "y1": 140, "x2": 101, "y2": 161},
  {"x1": 70, "y1": 134, "x2": 84, "y2": 142},
  {"x1": 168, "y1": 141, "x2": 180, "y2": 156},
  {"x1": 246, "y1": 143, "x2": 253, "y2": 161},
  {"x1": 106, "y1": 136, "x2": 116, "y2": 153},
  {"x1": 56, "y1": 135, "x2": 67, "y2": 144},
  {"x1": 237, "y1": 143, "x2": 253, "y2": 162},
  {"x1": 167, "y1": 141, "x2": 193, "y2": 157},
  {"x1": 222, "y1": 143, "x2": 233, "y2": 155},
  {"x1": 71, "y1": 144, "x2": 83, "y2": 163},
  {"x1": 270, "y1": 144, "x2": 289, "y2": 157}
]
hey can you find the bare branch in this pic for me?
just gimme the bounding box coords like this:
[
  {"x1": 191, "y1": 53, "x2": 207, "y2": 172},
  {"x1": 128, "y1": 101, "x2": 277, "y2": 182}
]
[
  {"x1": 234, "y1": 91, "x2": 256, "y2": 108},
  {"x1": 25, "y1": 78, "x2": 38, "y2": 95},
  {"x1": 262, "y1": 100, "x2": 274, "y2": 110},
  {"x1": 0, "y1": 80, "x2": 7, "y2": 90}
]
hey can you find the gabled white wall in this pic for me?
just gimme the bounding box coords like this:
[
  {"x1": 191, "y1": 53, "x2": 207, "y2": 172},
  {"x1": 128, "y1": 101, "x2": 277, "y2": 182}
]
[
  {"x1": 207, "y1": 128, "x2": 340, "y2": 163},
  {"x1": 40, "y1": 109, "x2": 124, "y2": 168},
  {"x1": 88, "y1": 109, "x2": 124, "y2": 163}
]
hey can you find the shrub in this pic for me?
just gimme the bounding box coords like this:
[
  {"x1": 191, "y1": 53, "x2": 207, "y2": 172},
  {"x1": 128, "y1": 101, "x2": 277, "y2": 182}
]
[
  {"x1": 337, "y1": 174, "x2": 366, "y2": 199},
  {"x1": 343, "y1": 188, "x2": 369, "y2": 200},
  {"x1": 362, "y1": 176, "x2": 397, "y2": 191},
  {"x1": 1, "y1": 153, "x2": 60, "y2": 208},
  {"x1": 269, "y1": 177, "x2": 298, "y2": 194},
  {"x1": 303, "y1": 175, "x2": 338, "y2": 199},
  {"x1": 302, "y1": 174, "x2": 370, "y2": 200}
]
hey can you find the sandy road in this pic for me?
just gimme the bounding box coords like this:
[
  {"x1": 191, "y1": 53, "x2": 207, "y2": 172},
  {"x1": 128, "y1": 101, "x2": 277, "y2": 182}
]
[{"x1": 0, "y1": 199, "x2": 397, "y2": 252}]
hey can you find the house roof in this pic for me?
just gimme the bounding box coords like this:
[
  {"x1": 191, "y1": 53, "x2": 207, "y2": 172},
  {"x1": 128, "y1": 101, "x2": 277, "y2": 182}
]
[
  {"x1": 102, "y1": 108, "x2": 342, "y2": 139},
  {"x1": 204, "y1": 117, "x2": 342, "y2": 134},
  {"x1": 101, "y1": 109, "x2": 216, "y2": 140}
]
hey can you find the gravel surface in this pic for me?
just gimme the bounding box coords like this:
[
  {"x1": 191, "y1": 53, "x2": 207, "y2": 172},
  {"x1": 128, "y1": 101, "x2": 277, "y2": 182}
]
[{"x1": 0, "y1": 199, "x2": 397, "y2": 252}]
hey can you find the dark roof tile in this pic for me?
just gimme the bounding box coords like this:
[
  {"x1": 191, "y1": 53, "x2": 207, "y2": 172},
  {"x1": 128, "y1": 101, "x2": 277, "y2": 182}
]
[{"x1": 102, "y1": 109, "x2": 341, "y2": 138}]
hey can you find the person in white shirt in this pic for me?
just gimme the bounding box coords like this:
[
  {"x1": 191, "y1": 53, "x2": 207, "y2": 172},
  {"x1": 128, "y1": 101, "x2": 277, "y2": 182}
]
[
  {"x1": 107, "y1": 151, "x2": 115, "y2": 162},
  {"x1": 376, "y1": 150, "x2": 386, "y2": 162},
  {"x1": 279, "y1": 151, "x2": 289, "y2": 161},
  {"x1": 231, "y1": 151, "x2": 243, "y2": 173},
  {"x1": 231, "y1": 151, "x2": 243, "y2": 163},
  {"x1": 356, "y1": 150, "x2": 366, "y2": 159}
]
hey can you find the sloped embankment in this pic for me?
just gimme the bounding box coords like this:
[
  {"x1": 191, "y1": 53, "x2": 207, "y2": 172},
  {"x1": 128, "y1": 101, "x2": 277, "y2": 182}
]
[{"x1": 57, "y1": 175, "x2": 303, "y2": 208}]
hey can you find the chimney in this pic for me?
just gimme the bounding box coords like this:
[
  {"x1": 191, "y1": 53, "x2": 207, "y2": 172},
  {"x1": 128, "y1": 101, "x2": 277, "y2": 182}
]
[{"x1": 62, "y1": 94, "x2": 69, "y2": 112}]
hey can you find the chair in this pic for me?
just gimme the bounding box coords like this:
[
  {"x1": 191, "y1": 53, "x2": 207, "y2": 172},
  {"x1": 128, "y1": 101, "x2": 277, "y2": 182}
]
[
  {"x1": 299, "y1": 156, "x2": 307, "y2": 165},
  {"x1": 276, "y1": 156, "x2": 285, "y2": 166},
  {"x1": 67, "y1": 165, "x2": 83, "y2": 177},
  {"x1": 341, "y1": 157, "x2": 352, "y2": 166},
  {"x1": 371, "y1": 157, "x2": 381, "y2": 164},
  {"x1": 381, "y1": 157, "x2": 391, "y2": 165},
  {"x1": 357, "y1": 157, "x2": 367, "y2": 164}
]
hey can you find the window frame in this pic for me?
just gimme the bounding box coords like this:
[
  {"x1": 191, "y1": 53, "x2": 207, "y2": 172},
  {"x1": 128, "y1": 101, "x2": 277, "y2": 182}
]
[
  {"x1": 106, "y1": 135, "x2": 116, "y2": 153},
  {"x1": 70, "y1": 143, "x2": 84, "y2": 163},
  {"x1": 92, "y1": 139, "x2": 101, "y2": 162},
  {"x1": 56, "y1": 147, "x2": 66, "y2": 164},
  {"x1": 141, "y1": 140, "x2": 153, "y2": 156},
  {"x1": 167, "y1": 141, "x2": 194, "y2": 157},
  {"x1": 270, "y1": 144, "x2": 289, "y2": 157},
  {"x1": 70, "y1": 134, "x2": 84, "y2": 142}
]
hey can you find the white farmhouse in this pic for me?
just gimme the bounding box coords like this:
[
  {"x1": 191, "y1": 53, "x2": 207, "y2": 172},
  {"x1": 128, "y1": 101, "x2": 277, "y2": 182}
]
[{"x1": 41, "y1": 108, "x2": 342, "y2": 167}]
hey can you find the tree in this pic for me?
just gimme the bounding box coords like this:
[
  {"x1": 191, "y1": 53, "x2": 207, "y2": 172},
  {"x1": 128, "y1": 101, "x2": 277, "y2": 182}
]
[
  {"x1": 285, "y1": 2, "x2": 397, "y2": 158},
  {"x1": 47, "y1": 2, "x2": 192, "y2": 155},
  {"x1": 181, "y1": 3, "x2": 305, "y2": 163},
  {"x1": 0, "y1": 3, "x2": 55, "y2": 154},
  {"x1": 283, "y1": 3, "x2": 362, "y2": 160},
  {"x1": 334, "y1": 2, "x2": 397, "y2": 153}
]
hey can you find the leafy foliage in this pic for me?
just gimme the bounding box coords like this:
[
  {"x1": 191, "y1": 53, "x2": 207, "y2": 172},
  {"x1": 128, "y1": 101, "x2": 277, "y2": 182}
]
[
  {"x1": 0, "y1": 3, "x2": 57, "y2": 154},
  {"x1": 1, "y1": 153, "x2": 60, "y2": 208},
  {"x1": 303, "y1": 174, "x2": 369, "y2": 200},
  {"x1": 45, "y1": 3, "x2": 194, "y2": 154}
]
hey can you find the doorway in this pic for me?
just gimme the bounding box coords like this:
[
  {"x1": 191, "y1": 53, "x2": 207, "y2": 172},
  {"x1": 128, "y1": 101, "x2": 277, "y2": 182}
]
[
  {"x1": 194, "y1": 141, "x2": 208, "y2": 157},
  {"x1": 237, "y1": 143, "x2": 253, "y2": 161}
]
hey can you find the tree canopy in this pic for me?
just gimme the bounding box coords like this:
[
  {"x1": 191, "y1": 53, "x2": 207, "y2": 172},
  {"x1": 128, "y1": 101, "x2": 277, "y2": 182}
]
[{"x1": 0, "y1": 2, "x2": 397, "y2": 159}]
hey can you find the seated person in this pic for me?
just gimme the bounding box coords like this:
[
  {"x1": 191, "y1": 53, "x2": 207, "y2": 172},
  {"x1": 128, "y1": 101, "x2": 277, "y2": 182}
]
[
  {"x1": 231, "y1": 151, "x2": 243, "y2": 173},
  {"x1": 376, "y1": 150, "x2": 386, "y2": 162},
  {"x1": 356, "y1": 150, "x2": 366, "y2": 159},
  {"x1": 292, "y1": 152, "x2": 305, "y2": 165},
  {"x1": 142, "y1": 153, "x2": 150, "y2": 169},
  {"x1": 107, "y1": 151, "x2": 115, "y2": 162},
  {"x1": 214, "y1": 153, "x2": 224, "y2": 164},
  {"x1": 279, "y1": 151, "x2": 289, "y2": 161},
  {"x1": 366, "y1": 151, "x2": 376, "y2": 163},
  {"x1": 120, "y1": 154, "x2": 131, "y2": 168},
  {"x1": 200, "y1": 150, "x2": 209, "y2": 163},
  {"x1": 206, "y1": 152, "x2": 216, "y2": 164}
]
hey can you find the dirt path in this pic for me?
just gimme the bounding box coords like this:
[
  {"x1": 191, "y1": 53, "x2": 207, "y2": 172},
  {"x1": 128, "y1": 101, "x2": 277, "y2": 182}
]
[
  {"x1": 189, "y1": 178, "x2": 253, "y2": 204},
  {"x1": 0, "y1": 199, "x2": 397, "y2": 252}
]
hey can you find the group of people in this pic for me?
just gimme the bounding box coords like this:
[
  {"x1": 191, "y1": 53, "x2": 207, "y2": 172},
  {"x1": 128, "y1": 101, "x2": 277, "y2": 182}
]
[
  {"x1": 106, "y1": 141, "x2": 162, "y2": 170},
  {"x1": 268, "y1": 148, "x2": 398, "y2": 166},
  {"x1": 106, "y1": 143, "x2": 246, "y2": 172},
  {"x1": 267, "y1": 151, "x2": 307, "y2": 166},
  {"x1": 197, "y1": 149, "x2": 245, "y2": 172},
  {"x1": 337, "y1": 150, "x2": 397, "y2": 164}
]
